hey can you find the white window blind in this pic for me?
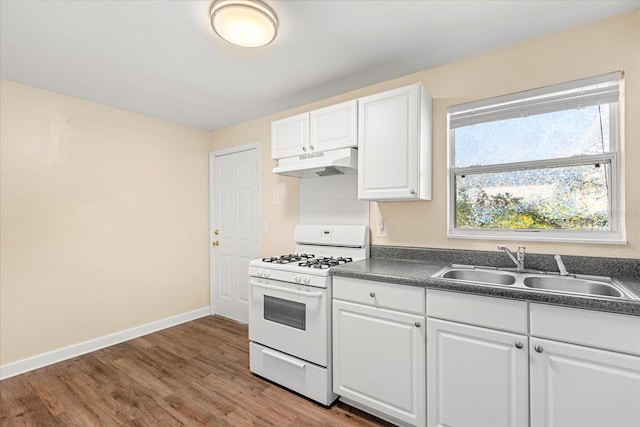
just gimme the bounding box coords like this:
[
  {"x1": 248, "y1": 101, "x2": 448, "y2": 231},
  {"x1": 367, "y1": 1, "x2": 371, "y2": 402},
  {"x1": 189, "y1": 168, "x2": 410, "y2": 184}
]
[{"x1": 449, "y1": 71, "x2": 621, "y2": 129}]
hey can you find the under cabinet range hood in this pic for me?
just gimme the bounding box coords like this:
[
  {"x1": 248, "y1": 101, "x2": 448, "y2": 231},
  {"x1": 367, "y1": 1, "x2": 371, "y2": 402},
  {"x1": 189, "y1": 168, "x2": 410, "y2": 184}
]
[{"x1": 272, "y1": 148, "x2": 358, "y2": 178}]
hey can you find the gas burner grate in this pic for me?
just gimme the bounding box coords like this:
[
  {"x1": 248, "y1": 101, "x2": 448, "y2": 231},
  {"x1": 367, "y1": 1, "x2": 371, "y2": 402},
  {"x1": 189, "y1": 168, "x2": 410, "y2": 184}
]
[
  {"x1": 298, "y1": 257, "x2": 353, "y2": 269},
  {"x1": 262, "y1": 253, "x2": 316, "y2": 264}
]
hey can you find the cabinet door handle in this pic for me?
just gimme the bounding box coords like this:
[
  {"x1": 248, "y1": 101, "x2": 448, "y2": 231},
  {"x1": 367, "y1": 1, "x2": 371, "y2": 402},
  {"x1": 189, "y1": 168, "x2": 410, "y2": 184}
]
[
  {"x1": 409, "y1": 189, "x2": 415, "y2": 195},
  {"x1": 534, "y1": 345, "x2": 544, "y2": 353},
  {"x1": 414, "y1": 322, "x2": 421, "y2": 327},
  {"x1": 515, "y1": 342, "x2": 524, "y2": 349},
  {"x1": 369, "y1": 292, "x2": 376, "y2": 297},
  {"x1": 302, "y1": 146, "x2": 307, "y2": 152},
  {"x1": 309, "y1": 145, "x2": 314, "y2": 151}
]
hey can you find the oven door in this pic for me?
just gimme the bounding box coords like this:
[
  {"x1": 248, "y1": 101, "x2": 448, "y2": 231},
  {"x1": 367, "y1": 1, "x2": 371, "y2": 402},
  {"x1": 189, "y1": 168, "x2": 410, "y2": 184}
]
[{"x1": 249, "y1": 277, "x2": 328, "y2": 367}]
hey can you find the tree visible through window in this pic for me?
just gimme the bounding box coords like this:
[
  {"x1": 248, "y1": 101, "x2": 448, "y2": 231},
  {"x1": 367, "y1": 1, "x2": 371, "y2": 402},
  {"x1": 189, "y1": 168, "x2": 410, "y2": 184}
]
[{"x1": 448, "y1": 73, "x2": 623, "y2": 243}]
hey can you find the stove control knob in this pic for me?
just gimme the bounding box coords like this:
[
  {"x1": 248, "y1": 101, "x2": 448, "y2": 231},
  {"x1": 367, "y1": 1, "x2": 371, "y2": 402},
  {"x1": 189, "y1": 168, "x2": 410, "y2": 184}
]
[
  {"x1": 303, "y1": 276, "x2": 310, "y2": 284},
  {"x1": 263, "y1": 270, "x2": 270, "y2": 278},
  {"x1": 256, "y1": 269, "x2": 264, "y2": 277},
  {"x1": 294, "y1": 274, "x2": 301, "y2": 283}
]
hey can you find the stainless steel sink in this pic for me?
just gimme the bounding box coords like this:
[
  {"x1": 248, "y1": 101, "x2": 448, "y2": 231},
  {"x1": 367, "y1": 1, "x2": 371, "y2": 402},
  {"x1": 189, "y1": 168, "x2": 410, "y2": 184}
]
[
  {"x1": 441, "y1": 268, "x2": 516, "y2": 286},
  {"x1": 432, "y1": 264, "x2": 638, "y2": 301},
  {"x1": 523, "y1": 276, "x2": 623, "y2": 298}
]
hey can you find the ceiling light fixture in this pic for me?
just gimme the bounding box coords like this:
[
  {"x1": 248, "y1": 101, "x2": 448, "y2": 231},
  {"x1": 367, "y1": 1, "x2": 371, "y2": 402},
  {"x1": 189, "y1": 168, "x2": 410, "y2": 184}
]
[{"x1": 210, "y1": 0, "x2": 278, "y2": 48}]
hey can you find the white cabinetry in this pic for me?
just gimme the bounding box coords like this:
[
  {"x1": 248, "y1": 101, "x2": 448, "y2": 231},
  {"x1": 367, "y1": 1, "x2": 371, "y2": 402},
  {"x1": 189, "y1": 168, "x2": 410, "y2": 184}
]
[
  {"x1": 357, "y1": 83, "x2": 432, "y2": 200},
  {"x1": 426, "y1": 290, "x2": 640, "y2": 427},
  {"x1": 271, "y1": 112, "x2": 309, "y2": 159},
  {"x1": 271, "y1": 100, "x2": 357, "y2": 159},
  {"x1": 333, "y1": 277, "x2": 426, "y2": 427},
  {"x1": 529, "y1": 303, "x2": 640, "y2": 427},
  {"x1": 426, "y1": 290, "x2": 529, "y2": 427}
]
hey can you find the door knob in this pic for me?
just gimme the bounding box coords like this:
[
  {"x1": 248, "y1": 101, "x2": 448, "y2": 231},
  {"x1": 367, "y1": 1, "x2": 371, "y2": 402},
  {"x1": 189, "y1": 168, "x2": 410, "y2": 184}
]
[
  {"x1": 534, "y1": 345, "x2": 544, "y2": 353},
  {"x1": 515, "y1": 342, "x2": 524, "y2": 349},
  {"x1": 212, "y1": 241, "x2": 220, "y2": 247}
]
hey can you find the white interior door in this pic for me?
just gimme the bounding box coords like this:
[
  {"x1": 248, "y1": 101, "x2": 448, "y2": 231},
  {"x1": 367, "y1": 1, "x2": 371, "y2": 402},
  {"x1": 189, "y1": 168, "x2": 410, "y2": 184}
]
[{"x1": 210, "y1": 146, "x2": 259, "y2": 323}]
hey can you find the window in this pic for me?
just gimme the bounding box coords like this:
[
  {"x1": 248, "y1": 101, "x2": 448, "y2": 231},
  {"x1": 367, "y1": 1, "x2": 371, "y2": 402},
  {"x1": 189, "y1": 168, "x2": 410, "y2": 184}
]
[{"x1": 448, "y1": 72, "x2": 623, "y2": 243}]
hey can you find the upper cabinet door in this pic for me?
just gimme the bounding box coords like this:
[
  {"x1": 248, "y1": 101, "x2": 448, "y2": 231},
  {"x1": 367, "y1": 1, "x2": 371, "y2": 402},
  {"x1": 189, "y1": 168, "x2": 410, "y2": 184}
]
[
  {"x1": 309, "y1": 100, "x2": 358, "y2": 153},
  {"x1": 358, "y1": 83, "x2": 431, "y2": 200},
  {"x1": 271, "y1": 113, "x2": 309, "y2": 159}
]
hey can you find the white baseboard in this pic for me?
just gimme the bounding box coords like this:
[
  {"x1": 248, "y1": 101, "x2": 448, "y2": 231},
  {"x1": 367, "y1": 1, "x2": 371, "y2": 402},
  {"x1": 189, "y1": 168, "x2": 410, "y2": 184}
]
[{"x1": 0, "y1": 306, "x2": 210, "y2": 380}]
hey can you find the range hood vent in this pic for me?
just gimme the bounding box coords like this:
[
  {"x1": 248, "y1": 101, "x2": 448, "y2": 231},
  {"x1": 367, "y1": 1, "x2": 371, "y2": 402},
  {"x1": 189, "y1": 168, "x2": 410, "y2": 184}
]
[{"x1": 272, "y1": 148, "x2": 357, "y2": 178}]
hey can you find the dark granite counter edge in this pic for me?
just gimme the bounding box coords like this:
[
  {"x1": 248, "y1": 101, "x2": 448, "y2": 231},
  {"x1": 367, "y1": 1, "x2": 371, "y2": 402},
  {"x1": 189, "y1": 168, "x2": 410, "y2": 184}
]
[
  {"x1": 331, "y1": 258, "x2": 640, "y2": 317},
  {"x1": 370, "y1": 245, "x2": 640, "y2": 280}
]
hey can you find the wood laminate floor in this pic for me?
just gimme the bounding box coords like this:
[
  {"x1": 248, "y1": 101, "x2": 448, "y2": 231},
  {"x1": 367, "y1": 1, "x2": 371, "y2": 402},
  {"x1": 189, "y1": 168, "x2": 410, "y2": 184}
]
[{"x1": 0, "y1": 315, "x2": 394, "y2": 426}]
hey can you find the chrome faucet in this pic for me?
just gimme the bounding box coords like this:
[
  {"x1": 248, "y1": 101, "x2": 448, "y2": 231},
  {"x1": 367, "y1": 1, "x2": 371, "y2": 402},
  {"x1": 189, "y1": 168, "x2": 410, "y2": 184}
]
[
  {"x1": 498, "y1": 245, "x2": 526, "y2": 272},
  {"x1": 554, "y1": 254, "x2": 569, "y2": 276}
]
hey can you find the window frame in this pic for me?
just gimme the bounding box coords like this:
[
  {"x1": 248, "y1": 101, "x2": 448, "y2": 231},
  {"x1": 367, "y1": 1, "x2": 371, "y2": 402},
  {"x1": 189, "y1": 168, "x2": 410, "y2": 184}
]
[{"x1": 447, "y1": 73, "x2": 625, "y2": 244}]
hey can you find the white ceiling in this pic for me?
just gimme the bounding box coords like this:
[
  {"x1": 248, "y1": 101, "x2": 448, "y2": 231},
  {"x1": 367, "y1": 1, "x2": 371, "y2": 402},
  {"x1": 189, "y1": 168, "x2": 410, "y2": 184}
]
[{"x1": 1, "y1": 0, "x2": 638, "y2": 131}]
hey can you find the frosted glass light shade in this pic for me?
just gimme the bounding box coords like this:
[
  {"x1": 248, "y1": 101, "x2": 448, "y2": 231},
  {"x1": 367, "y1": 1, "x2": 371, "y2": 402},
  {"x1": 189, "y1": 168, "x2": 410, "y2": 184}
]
[{"x1": 211, "y1": 0, "x2": 278, "y2": 48}]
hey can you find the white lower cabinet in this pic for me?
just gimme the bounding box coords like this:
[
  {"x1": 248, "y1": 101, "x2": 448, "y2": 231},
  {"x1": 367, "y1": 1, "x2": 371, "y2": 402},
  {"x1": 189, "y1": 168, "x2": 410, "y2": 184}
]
[
  {"x1": 529, "y1": 337, "x2": 640, "y2": 427},
  {"x1": 426, "y1": 290, "x2": 529, "y2": 427},
  {"x1": 426, "y1": 291, "x2": 640, "y2": 427},
  {"x1": 331, "y1": 282, "x2": 640, "y2": 427},
  {"x1": 333, "y1": 278, "x2": 426, "y2": 427},
  {"x1": 427, "y1": 318, "x2": 529, "y2": 427},
  {"x1": 529, "y1": 303, "x2": 640, "y2": 427}
]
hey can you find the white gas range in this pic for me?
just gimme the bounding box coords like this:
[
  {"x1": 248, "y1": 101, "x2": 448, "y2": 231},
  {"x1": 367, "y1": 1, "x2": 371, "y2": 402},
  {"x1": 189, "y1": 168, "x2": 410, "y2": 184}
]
[{"x1": 248, "y1": 224, "x2": 369, "y2": 406}]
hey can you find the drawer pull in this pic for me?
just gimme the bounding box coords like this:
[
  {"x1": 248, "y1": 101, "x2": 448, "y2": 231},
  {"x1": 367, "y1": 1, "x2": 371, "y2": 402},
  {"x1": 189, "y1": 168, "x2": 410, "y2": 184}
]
[
  {"x1": 534, "y1": 345, "x2": 544, "y2": 353},
  {"x1": 515, "y1": 342, "x2": 524, "y2": 349},
  {"x1": 369, "y1": 292, "x2": 376, "y2": 297},
  {"x1": 414, "y1": 322, "x2": 421, "y2": 328},
  {"x1": 262, "y1": 349, "x2": 306, "y2": 369}
]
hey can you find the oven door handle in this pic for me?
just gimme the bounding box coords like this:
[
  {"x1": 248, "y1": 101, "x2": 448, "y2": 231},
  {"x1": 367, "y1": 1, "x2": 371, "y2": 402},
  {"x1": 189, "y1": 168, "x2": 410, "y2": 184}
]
[
  {"x1": 249, "y1": 281, "x2": 323, "y2": 298},
  {"x1": 261, "y1": 348, "x2": 306, "y2": 369}
]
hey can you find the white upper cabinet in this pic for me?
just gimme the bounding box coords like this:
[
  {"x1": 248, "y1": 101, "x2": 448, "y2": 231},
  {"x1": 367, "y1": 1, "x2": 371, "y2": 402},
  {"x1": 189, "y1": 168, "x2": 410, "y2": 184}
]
[
  {"x1": 358, "y1": 83, "x2": 432, "y2": 200},
  {"x1": 310, "y1": 101, "x2": 358, "y2": 152},
  {"x1": 270, "y1": 112, "x2": 309, "y2": 159},
  {"x1": 271, "y1": 100, "x2": 357, "y2": 160}
]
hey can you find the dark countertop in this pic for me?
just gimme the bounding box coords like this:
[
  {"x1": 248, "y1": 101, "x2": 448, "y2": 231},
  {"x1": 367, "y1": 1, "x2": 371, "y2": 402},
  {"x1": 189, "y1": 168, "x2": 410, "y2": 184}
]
[{"x1": 331, "y1": 257, "x2": 640, "y2": 316}]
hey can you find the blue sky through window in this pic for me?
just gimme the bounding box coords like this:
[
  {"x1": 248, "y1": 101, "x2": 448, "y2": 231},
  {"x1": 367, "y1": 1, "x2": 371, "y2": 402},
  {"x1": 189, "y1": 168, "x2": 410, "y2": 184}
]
[{"x1": 454, "y1": 105, "x2": 610, "y2": 168}]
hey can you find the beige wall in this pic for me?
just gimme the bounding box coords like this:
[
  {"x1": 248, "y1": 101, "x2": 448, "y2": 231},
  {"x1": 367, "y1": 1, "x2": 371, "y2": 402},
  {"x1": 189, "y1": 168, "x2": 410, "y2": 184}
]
[
  {"x1": 0, "y1": 81, "x2": 211, "y2": 364},
  {"x1": 211, "y1": 9, "x2": 640, "y2": 259}
]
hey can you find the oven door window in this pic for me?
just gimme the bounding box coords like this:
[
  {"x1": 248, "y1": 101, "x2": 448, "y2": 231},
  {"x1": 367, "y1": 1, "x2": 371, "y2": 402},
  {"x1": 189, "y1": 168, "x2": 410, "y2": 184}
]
[{"x1": 264, "y1": 295, "x2": 306, "y2": 330}]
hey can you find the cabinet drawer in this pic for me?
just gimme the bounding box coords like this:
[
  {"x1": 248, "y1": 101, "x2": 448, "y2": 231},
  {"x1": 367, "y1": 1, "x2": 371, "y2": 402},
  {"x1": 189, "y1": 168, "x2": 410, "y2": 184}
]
[
  {"x1": 427, "y1": 289, "x2": 528, "y2": 334},
  {"x1": 333, "y1": 277, "x2": 425, "y2": 314},
  {"x1": 250, "y1": 342, "x2": 335, "y2": 405},
  {"x1": 530, "y1": 303, "x2": 640, "y2": 356}
]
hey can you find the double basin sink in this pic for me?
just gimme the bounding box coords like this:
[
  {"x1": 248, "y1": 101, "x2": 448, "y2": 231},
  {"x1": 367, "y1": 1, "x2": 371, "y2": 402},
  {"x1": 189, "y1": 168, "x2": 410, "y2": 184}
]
[{"x1": 433, "y1": 264, "x2": 638, "y2": 301}]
